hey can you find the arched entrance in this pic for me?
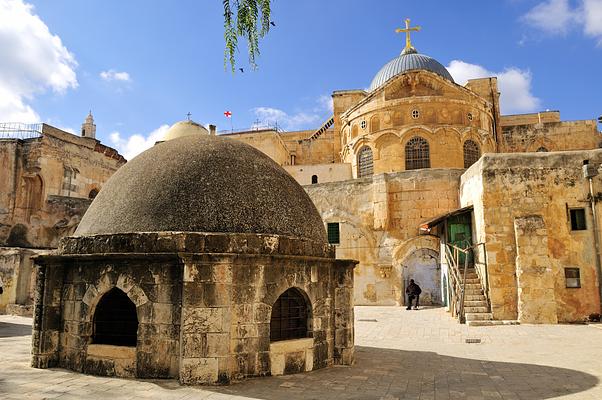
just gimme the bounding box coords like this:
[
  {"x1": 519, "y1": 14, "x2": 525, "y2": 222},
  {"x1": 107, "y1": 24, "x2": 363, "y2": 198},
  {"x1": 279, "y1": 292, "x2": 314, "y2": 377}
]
[
  {"x1": 270, "y1": 287, "x2": 311, "y2": 342},
  {"x1": 402, "y1": 248, "x2": 441, "y2": 305},
  {"x1": 93, "y1": 287, "x2": 138, "y2": 346}
]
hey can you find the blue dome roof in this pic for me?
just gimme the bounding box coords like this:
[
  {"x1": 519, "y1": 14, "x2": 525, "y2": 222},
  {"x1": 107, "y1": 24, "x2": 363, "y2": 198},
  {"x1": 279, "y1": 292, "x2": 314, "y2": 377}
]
[{"x1": 369, "y1": 51, "x2": 454, "y2": 91}]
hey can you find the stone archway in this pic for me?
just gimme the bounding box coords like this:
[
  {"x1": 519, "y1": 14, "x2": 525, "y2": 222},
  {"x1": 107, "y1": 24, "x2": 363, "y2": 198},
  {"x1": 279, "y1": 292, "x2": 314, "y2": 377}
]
[{"x1": 401, "y1": 248, "x2": 441, "y2": 306}]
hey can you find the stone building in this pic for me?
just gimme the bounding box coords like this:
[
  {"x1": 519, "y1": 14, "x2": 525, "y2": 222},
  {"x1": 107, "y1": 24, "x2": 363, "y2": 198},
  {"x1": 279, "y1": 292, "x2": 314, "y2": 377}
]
[
  {"x1": 215, "y1": 25, "x2": 602, "y2": 323},
  {"x1": 0, "y1": 115, "x2": 125, "y2": 314},
  {"x1": 32, "y1": 124, "x2": 356, "y2": 383}
]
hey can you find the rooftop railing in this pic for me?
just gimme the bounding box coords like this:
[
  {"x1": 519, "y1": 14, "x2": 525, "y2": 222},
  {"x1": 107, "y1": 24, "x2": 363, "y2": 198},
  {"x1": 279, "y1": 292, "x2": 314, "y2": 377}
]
[{"x1": 0, "y1": 122, "x2": 43, "y2": 140}]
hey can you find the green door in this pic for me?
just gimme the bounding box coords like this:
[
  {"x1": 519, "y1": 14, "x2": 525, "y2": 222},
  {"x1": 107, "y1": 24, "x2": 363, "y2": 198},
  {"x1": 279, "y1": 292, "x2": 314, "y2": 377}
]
[{"x1": 447, "y1": 213, "x2": 473, "y2": 264}]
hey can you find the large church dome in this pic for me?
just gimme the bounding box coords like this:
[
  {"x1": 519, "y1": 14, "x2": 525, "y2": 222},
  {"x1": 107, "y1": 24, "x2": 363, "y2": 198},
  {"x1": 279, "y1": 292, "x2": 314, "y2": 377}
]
[
  {"x1": 75, "y1": 131, "x2": 327, "y2": 243},
  {"x1": 369, "y1": 48, "x2": 454, "y2": 92}
]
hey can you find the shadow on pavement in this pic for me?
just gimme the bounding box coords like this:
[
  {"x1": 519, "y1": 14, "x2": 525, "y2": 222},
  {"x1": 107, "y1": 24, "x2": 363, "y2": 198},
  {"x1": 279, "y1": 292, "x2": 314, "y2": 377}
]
[
  {"x1": 0, "y1": 321, "x2": 33, "y2": 338},
  {"x1": 199, "y1": 346, "x2": 599, "y2": 400}
]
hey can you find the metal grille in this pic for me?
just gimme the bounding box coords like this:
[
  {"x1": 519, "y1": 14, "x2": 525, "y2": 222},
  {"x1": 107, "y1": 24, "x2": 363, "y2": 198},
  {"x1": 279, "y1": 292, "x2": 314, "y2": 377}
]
[
  {"x1": 0, "y1": 122, "x2": 43, "y2": 139},
  {"x1": 93, "y1": 288, "x2": 138, "y2": 346},
  {"x1": 270, "y1": 288, "x2": 310, "y2": 342},
  {"x1": 463, "y1": 140, "x2": 480, "y2": 168},
  {"x1": 327, "y1": 222, "x2": 340, "y2": 244},
  {"x1": 357, "y1": 146, "x2": 373, "y2": 177},
  {"x1": 405, "y1": 136, "x2": 430, "y2": 170}
]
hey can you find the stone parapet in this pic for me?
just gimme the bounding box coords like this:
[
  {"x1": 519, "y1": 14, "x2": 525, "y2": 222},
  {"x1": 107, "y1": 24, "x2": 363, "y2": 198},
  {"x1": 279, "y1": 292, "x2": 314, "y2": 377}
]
[{"x1": 58, "y1": 232, "x2": 335, "y2": 259}]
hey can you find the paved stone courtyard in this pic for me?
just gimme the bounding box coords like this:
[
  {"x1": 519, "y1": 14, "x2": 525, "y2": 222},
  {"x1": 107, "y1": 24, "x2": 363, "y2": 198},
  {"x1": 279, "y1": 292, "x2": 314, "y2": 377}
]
[{"x1": 1, "y1": 306, "x2": 602, "y2": 400}]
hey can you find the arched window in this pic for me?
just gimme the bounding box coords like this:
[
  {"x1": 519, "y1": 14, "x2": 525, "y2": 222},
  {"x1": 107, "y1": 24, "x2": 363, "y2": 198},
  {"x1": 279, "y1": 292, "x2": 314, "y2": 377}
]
[
  {"x1": 93, "y1": 288, "x2": 138, "y2": 346},
  {"x1": 463, "y1": 140, "x2": 481, "y2": 168},
  {"x1": 270, "y1": 288, "x2": 311, "y2": 342},
  {"x1": 370, "y1": 116, "x2": 380, "y2": 133},
  {"x1": 405, "y1": 136, "x2": 430, "y2": 170},
  {"x1": 536, "y1": 146, "x2": 549, "y2": 152},
  {"x1": 311, "y1": 175, "x2": 318, "y2": 184},
  {"x1": 357, "y1": 146, "x2": 374, "y2": 177},
  {"x1": 89, "y1": 188, "x2": 99, "y2": 199}
]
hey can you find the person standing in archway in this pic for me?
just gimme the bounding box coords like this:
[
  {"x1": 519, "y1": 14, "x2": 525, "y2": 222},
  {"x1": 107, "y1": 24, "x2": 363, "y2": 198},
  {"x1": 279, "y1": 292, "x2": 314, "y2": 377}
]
[{"x1": 405, "y1": 279, "x2": 422, "y2": 310}]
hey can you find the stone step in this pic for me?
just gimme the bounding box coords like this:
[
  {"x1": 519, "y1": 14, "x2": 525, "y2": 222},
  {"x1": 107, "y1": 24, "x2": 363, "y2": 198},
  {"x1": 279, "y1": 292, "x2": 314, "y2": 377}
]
[
  {"x1": 465, "y1": 312, "x2": 493, "y2": 321},
  {"x1": 463, "y1": 283, "x2": 482, "y2": 289},
  {"x1": 464, "y1": 306, "x2": 489, "y2": 313},
  {"x1": 464, "y1": 294, "x2": 487, "y2": 301},
  {"x1": 464, "y1": 278, "x2": 480, "y2": 284},
  {"x1": 467, "y1": 320, "x2": 520, "y2": 327},
  {"x1": 465, "y1": 288, "x2": 483, "y2": 295},
  {"x1": 464, "y1": 300, "x2": 488, "y2": 307}
]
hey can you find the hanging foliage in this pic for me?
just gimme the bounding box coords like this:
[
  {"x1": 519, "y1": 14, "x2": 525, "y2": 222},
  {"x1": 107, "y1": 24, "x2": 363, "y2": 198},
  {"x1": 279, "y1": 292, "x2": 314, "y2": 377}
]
[{"x1": 223, "y1": 0, "x2": 272, "y2": 72}]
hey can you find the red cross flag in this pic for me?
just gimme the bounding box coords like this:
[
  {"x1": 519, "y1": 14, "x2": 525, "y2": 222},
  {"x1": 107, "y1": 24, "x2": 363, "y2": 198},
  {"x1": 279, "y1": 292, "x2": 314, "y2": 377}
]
[{"x1": 224, "y1": 111, "x2": 232, "y2": 118}]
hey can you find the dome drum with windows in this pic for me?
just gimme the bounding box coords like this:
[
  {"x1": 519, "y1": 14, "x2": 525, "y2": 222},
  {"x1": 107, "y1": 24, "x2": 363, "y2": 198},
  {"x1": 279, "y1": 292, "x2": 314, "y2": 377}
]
[{"x1": 32, "y1": 119, "x2": 357, "y2": 385}]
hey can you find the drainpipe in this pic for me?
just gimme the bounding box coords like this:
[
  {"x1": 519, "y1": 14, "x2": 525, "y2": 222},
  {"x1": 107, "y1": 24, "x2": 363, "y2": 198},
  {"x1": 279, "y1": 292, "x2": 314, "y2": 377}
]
[{"x1": 583, "y1": 160, "x2": 602, "y2": 310}]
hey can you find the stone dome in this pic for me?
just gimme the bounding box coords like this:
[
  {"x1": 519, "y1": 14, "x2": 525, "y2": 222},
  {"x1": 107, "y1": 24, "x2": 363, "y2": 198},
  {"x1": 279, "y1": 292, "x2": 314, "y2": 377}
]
[
  {"x1": 75, "y1": 134, "x2": 327, "y2": 243},
  {"x1": 369, "y1": 49, "x2": 454, "y2": 91},
  {"x1": 163, "y1": 120, "x2": 209, "y2": 141}
]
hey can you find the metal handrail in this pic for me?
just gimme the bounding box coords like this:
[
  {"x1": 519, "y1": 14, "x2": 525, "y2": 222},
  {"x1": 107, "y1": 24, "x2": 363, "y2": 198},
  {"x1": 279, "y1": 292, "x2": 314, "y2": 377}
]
[{"x1": 446, "y1": 241, "x2": 488, "y2": 324}]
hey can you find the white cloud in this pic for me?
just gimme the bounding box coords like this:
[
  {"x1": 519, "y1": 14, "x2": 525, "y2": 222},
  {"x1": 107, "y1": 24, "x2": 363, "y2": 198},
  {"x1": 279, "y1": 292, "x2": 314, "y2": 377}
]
[
  {"x1": 100, "y1": 69, "x2": 131, "y2": 82},
  {"x1": 252, "y1": 107, "x2": 322, "y2": 130},
  {"x1": 522, "y1": 0, "x2": 577, "y2": 34},
  {"x1": 109, "y1": 124, "x2": 169, "y2": 160},
  {"x1": 0, "y1": 0, "x2": 77, "y2": 122},
  {"x1": 522, "y1": 0, "x2": 602, "y2": 44},
  {"x1": 447, "y1": 60, "x2": 541, "y2": 114},
  {"x1": 582, "y1": 0, "x2": 602, "y2": 43},
  {"x1": 316, "y1": 94, "x2": 334, "y2": 113}
]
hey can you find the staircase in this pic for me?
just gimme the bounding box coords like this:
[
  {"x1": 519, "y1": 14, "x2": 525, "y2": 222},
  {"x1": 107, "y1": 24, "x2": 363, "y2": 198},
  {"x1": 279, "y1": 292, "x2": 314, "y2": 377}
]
[{"x1": 462, "y1": 268, "x2": 493, "y2": 326}]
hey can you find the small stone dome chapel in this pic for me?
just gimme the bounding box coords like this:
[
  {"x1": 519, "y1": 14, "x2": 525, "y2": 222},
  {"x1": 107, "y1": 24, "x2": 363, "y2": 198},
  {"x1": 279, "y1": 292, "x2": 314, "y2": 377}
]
[{"x1": 31, "y1": 120, "x2": 356, "y2": 384}]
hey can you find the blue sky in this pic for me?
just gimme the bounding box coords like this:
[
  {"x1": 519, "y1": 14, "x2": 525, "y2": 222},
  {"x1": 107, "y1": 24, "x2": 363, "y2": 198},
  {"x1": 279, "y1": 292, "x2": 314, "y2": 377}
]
[{"x1": 2, "y1": 0, "x2": 601, "y2": 159}]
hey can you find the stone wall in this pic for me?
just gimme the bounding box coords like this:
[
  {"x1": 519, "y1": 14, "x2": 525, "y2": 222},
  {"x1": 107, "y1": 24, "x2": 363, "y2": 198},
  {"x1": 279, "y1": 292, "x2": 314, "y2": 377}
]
[
  {"x1": 0, "y1": 247, "x2": 50, "y2": 313},
  {"x1": 305, "y1": 169, "x2": 463, "y2": 305},
  {"x1": 460, "y1": 151, "x2": 602, "y2": 322},
  {"x1": 0, "y1": 126, "x2": 125, "y2": 248},
  {"x1": 500, "y1": 119, "x2": 600, "y2": 153},
  {"x1": 32, "y1": 256, "x2": 182, "y2": 378},
  {"x1": 32, "y1": 232, "x2": 355, "y2": 384},
  {"x1": 284, "y1": 163, "x2": 352, "y2": 185}
]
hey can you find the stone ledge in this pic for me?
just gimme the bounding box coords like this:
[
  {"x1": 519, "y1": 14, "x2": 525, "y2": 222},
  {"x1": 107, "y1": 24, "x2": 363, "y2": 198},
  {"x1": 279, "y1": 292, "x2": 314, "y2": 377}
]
[{"x1": 56, "y1": 232, "x2": 335, "y2": 258}]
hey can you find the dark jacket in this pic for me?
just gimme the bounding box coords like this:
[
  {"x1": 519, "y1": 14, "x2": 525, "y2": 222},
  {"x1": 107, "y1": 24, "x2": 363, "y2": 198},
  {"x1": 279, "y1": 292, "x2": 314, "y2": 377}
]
[{"x1": 406, "y1": 282, "x2": 421, "y2": 296}]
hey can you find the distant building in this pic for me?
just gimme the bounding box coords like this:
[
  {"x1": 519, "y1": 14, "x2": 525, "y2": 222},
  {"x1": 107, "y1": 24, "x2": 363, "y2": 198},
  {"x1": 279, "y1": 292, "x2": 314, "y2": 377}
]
[
  {"x1": 0, "y1": 114, "x2": 125, "y2": 314},
  {"x1": 218, "y1": 29, "x2": 602, "y2": 324}
]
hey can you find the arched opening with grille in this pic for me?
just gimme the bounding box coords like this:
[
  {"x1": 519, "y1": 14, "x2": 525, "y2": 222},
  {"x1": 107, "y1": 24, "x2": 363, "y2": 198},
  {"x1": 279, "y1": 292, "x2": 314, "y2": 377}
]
[
  {"x1": 357, "y1": 146, "x2": 374, "y2": 177},
  {"x1": 536, "y1": 146, "x2": 549, "y2": 152},
  {"x1": 93, "y1": 287, "x2": 138, "y2": 346},
  {"x1": 270, "y1": 287, "x2": 311, "y2": 342},
  {"x1": 463, "y1": 140, "x2": 481, "y2": 168},
  {"x1": 405, "y1": 136, "x2": 430, "y2": 170}
]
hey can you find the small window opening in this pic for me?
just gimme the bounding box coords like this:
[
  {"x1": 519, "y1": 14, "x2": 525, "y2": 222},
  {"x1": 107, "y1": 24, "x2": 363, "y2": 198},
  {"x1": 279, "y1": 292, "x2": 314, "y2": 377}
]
[
  {"x1": 360, "y1": 120, "x2": 367, "y2": 130},
  {"x1": 405, "y1": 136, "x2": 430, "y2": 170},
  {"x1": 565, "y1": 268, "x2": 581, "y2": 288},
  {"x1": 570, "y1": 208, "x2": 586, "y2": 231},
  {"x1": 357, "y1": 146, "x2": 374, "y2": 178},
  {"x1": 411, "y1": 109, "x2": 420, "y2": 119},
  {"x1": 327, "y1": 222, "x2": 340, "y2": 244},
  {"x1": 89, "y1": 188, "x2": 99, "y2": 199},
  {"x1": 536, "y1": 147, "x2": 549, "y2": 152},
  {"x1": 93, "y1": 287, "x2": 138, "y2": 346},
  {"x1": 270, "y1": 288, "x2": 311, "y2": 342},
  {"x1": 311, "y1": 175, "x2": 318, "y2": 184}
]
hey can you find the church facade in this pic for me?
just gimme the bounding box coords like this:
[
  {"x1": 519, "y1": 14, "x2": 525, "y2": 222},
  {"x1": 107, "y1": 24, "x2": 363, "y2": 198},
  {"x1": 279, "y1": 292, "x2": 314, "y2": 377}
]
[
  {"x1": 0, "y1": 114, "x2": 126, "y2": 314},
  {"x1": 223, "y1": 26, "x2": 602, "y2": 324}
]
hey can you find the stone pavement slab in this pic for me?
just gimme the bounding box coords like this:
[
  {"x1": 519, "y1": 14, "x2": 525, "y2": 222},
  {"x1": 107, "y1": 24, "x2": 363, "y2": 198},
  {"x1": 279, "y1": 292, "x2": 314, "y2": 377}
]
[{"x1": 1, "y1": 307, "x2": 602, "y2": 399}]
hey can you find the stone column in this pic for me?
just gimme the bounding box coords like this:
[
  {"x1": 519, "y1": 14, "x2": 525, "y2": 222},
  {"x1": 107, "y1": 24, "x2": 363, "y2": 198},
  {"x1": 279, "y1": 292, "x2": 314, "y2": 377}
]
[
  {"x1": 333, "y1": 259, "x2": 356, "y2": 365},
  {"x1": 513, "y1": 216, "x2": 558, "y2": 324},
  {"x1": 31, "y1": 262, "x2": 64, "y2": 368}
]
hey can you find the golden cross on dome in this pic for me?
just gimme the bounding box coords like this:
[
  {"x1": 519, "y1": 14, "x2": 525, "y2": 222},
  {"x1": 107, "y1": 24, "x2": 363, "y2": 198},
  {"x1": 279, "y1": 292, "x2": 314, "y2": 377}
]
[{"x1": 395, "y1": 18, "x2": 421, "y2": 52}]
